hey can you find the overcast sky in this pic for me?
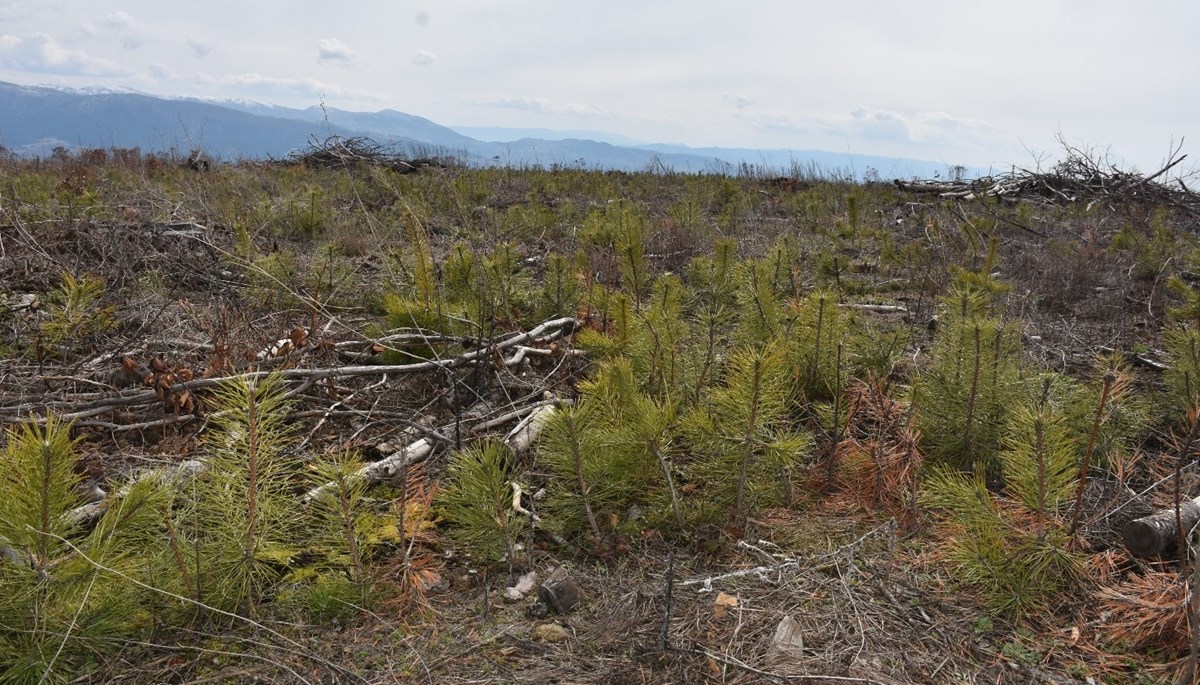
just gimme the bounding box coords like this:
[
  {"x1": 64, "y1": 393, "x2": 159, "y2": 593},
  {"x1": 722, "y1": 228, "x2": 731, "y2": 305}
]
[{"x1": 0, "y1": 0, "x2": 1195, "y2": 171}]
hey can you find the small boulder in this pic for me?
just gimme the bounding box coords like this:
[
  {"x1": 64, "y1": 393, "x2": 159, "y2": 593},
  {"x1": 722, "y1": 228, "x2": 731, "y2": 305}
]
[{"x1": 532, "y1": 622, "x2": 570, "y2": 643}]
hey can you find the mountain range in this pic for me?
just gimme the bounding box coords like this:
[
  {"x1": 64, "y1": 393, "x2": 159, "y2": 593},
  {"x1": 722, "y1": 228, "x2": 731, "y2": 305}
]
[{"x1": 0, "y1": 81, "x2": 982, "y2": 179}]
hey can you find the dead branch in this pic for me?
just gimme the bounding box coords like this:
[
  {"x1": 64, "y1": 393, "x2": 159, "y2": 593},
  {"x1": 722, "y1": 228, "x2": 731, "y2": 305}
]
[
  {"x1": 893, "y1": 142, "x2": 1200, "y2": 217},
  {"x1": 0, "y1": 317, "x2": 581, "y2": 427}
]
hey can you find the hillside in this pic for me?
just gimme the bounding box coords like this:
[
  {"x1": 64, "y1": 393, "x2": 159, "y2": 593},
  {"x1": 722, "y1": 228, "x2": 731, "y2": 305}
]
[
  {"x1": 0, "y1": 147, "x2": 1196, "y2": 683},
  {"x1": 0, "y1": 82, "x2": 978, "y2": 177}
]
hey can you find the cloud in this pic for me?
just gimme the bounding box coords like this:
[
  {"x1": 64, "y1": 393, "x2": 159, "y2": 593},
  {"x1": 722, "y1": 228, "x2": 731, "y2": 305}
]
[
  {"x1": 724, "y1": 93, "x2": 753, "y2": 110},
  {"x1": 317, "y1": 38, "x2": 352, "y2": 63},
  {"x1": 738, "y1": 106, "x2": 1007, "y2": 151},
  {"x1": 100, "y1": 11, "x2": 138, "y2": 32},
  {"x1": 473, "y1": 95, "x2": 606, "y2": 117},
  {"x1": 0, "y1": 32, "x2": 127, "y2": 76},
  {"x1": 411, "y1": 50, "x2": 435, "y2": 66},
  {"x1": 187, "y1": 37, "x2": 211, "y2": 58},
  {"x1": 79, "y1": 11, "x2": 142, "y2": 49},
  {"x1": 0, "y1": 0, "x2": 59, "y2": 22},
  {"x1": 148, "y1": 62, "x2": 175, "y2": 80},
  {"x1": 194, "y1": 72, "x2": 377, "y2": 101}
]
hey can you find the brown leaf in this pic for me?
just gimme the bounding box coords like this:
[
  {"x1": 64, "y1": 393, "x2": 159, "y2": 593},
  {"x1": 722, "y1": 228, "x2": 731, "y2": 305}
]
[{"x1": 713, "y1": 591, "x2": 738, "y2": 618}]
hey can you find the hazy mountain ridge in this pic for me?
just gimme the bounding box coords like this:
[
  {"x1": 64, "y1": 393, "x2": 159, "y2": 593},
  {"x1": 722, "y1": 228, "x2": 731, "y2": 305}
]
[{"x1": 0, "y1": 82, "x2": 979, "y2": 177}]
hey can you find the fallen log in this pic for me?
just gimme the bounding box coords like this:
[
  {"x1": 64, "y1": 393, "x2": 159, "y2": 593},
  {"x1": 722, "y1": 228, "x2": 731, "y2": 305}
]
[
  {"x1": 302, "y1": 398, "x2": 562, "y2": 503},
  {"x1": 838, "y1": 303, "x2": 908, "y2": 315},
  {"x1": 1122, "y1": 496, "x2": 1200, "y2": 558}
]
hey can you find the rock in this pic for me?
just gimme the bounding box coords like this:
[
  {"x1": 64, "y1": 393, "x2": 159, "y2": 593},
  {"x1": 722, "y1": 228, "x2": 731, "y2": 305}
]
[
  {"x1": 532, "y1": 622, "x2": 570, "y2": 643},
  {"x1": 514, "y1": 570, "x2": 538, "y2": 594},
  {"x1": 538, "y1": 567, "x2": 583, "y2": 614},
  {"x1": 503, "y1": 571, "x2": 538, "y2": 601},
  {"x1": 771, "y1": 615, "x2": 804, "y2": 653}
]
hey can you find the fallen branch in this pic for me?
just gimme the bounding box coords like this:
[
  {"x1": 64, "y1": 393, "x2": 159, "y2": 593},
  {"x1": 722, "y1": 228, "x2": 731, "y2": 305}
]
[
  {"x1": 65, "y1": 459, "x2": 205, "y2": 525},
  {"x1": 0, "y1": 317, "x2": 581, "y2": 425},
  {"x1": 302, "y1": 397, "x2": 564, "y2": 503},
  {"x1": 838, "y1": 303, "x2": 908, "y2": 314}
]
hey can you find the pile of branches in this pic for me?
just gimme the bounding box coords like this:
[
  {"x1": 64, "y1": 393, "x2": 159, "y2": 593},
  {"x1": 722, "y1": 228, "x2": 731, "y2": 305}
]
[
  {"x1": 0, "y1": 316, "x2": 583, "y2": 513},
  {"x1": 895, "y1": 139, "x2": 1200, "y2": 215},
  {"x1": 284, "y1": 135, "x2": 454, "y2": 174}
]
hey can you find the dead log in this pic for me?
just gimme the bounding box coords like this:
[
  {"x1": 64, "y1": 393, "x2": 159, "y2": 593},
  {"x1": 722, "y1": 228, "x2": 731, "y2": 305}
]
[
  {"x1": 837, "y1": 303, "x2": 908, "y2": 314},
  {"x1": 1122, "y1": 496, "x2": 1200, "y2": 557}
]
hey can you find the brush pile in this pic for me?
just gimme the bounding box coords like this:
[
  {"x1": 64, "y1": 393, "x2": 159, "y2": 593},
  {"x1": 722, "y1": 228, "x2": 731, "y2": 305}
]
[
  {"x1": 284, "y1": 134, "x2": 453, "y2": 173},
  {"x1": 896, "y1": 139, "x2": 1200, "y2": 215}
]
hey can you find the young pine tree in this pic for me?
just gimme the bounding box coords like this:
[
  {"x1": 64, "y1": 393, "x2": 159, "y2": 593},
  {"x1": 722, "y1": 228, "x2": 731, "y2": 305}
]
[
  {"x1": 438, "y1": 440, "x2": 526, "y2": 565},
  {"x1": 923, "y1": 389, "x2": 1084, "y2": 618},
  {"x1": 0, "y1": 417, "x2": 164, "y2": 682},
  {"x1": 170, "y1": 373, "x2": 301, "y2": 618},
  {"x1": 916, "y1": 295, "x2": 1021, "y2": 476},
  {"x1": 683, "y1": 342, "x2": 812, "y2": 530},
  {"x1": 537, "y1": 359, "x2": 681, "y2": 543}
]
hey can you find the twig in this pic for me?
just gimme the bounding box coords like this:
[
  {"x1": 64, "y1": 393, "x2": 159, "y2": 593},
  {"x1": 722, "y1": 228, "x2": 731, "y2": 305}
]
[{"x1": 676, "y1": 643, "x2": 883, "y2": 684}]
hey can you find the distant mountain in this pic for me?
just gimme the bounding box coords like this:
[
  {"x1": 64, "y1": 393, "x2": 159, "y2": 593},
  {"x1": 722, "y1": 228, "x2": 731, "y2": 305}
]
[
  {"x1": 635, "y1": 143, "x2": 990, "y2": 180},
  {"x1": 450, "y1": 126, "x2": 647, "y2": 147},
  {"x1": 0, "y1": 81, "x2": 981, "y2": 178},
  {"x1": 212, "y1": 100, "x2": 478, "y2": 150},
  {"x1": 0, "y1": 82, "x2": 370, "y2": 159}
]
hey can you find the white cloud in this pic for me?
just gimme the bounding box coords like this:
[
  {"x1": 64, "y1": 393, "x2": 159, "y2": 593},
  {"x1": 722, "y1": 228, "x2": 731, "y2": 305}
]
[
  {"x1": 148, "y1": 62, "x2": 175, "y2": 80},
  {"x1": 737, "y1": 106, "x2": 1008, "y2": 153},
  {"x1": 194, "y1": 72, "x2": 376, "y2": 101},
  {"x1": 473, "y1": 95, "x2": 606, "y2": 118},
  {"x1": 100, "y1": 11, "x2": 138, "y2": 32},
  {"x1": 187, "y1": 37, "x2": 211, "y2": 58},
  {"x1": 411, "y1": 50, "x2": 435, "y2": 66},
  {"x1": 0, "y1": 32, "x2": 127, "y2": 76},
  {"x1": 317, "y1": 38, "x2": 352, "y2": 63},
  {"x1": 79, "y1": 11, "x2": 142, "y2": 49},
  {"x1": 724, "y1": 93, "x2": 753, "y2": 110},
  {"x1": 0, "y1": 0, "x2": 58, "y2": 22}
]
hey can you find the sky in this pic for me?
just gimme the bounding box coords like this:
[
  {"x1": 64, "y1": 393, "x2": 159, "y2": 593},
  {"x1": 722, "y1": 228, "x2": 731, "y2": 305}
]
[{"x1": 0, "y1": 0, "x2": 1196, "y2": 172}]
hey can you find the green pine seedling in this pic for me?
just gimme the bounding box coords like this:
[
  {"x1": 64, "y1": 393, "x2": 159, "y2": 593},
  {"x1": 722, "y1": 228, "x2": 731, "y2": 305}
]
[
  {"x1": 170, "y1": 373, "x2": 301, "y2": 618},
  {"x1": 0, "y1": 416, "x2": 166, "y2": 682},
  {"x1": 923, "y1": 390, "x2": 1084, "y2": 619},
  {"x1": 683, "y1": 342, "x2": 812, "y2": 529},
  {"x1": 916, "y1": 305, "x2": 1020, "y2": 475},
  {"x1": 438, "y1": 440, "x2": 525, "y2": 565}
]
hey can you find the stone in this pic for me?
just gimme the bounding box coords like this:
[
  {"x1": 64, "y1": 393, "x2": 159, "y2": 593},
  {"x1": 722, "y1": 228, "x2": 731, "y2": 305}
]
[
  {"x1": 532, "y1": 623, "x2": 570, "y2": 643},
  {"x1": 771, "y1": 615, "x2": 804, "y2": 653},
  {"x1": 503, "y1": 571, "x2": 538, "y2": 601}
]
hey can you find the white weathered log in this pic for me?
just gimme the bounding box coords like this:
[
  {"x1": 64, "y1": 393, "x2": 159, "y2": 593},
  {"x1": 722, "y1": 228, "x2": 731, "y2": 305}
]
[
  {"x1": 504, "y1": 403, "x2": 558, "y2": 454},
  {"x1": 302, "y1": 437, "x2": 434, "y2": 503}
]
